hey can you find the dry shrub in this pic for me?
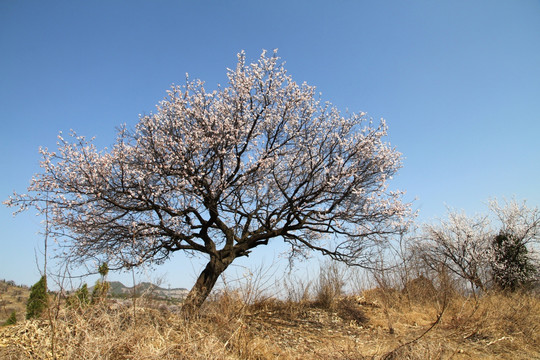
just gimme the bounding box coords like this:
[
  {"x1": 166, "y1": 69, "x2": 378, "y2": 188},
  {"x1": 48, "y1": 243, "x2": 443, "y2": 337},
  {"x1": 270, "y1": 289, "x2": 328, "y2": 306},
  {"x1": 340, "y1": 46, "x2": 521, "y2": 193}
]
[
  {"x1": 314, "y1": 260, "x2": 345, "y2": 309},
  {"x1": 444, "y1": 291, "x2": 540, "y2": 357},
  {"x1": 381, "y1": 339, "x2": 454, "y2": 360},
  {"x1": 358, "y1": 279, "x2": 540, "y2": 359},
  {"x1": 360, "y1": 286, "x2": 404, "y2": 335},
  {"x1": 0, "y1": 274, "x2": 287, "y2": 359},
  {"x1": 361, "y1": 287, "x2": 402, "y2": 309},
  {"x1": 2, "y1": 274, "x2": 539, "y2": 360},
  {"x1": 247, "y1": 296, "x2": 311, "y2": 325},
  {"x1": 198, "y1": 289, "x2": 285, "y2": 360},
  {"x1": 282, "y1": 275, "x2": 311, "y2": 304},
  {"x1": 203, "y1": 289, "x2": 247, "y2": 322},
  {"x1": 402, "y1": 275, "x2": 438, "y2": 304},
  {"x1": 0, "y1": 296, "x2": 281, "y2": 360}
]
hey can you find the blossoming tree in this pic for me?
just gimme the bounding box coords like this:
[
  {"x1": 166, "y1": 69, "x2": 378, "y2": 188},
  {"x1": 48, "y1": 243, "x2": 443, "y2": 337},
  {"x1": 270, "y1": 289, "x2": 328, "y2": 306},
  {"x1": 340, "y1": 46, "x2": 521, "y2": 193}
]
[
  {"x1": 417, "y1": 211, "x2": 493, "y2": 291},
  {"x1": 415, "y1": 199, "x2": 539, "y2": 293},
  {"x1": 6, "y1": 51, "x2": 410, "y2": 313}
]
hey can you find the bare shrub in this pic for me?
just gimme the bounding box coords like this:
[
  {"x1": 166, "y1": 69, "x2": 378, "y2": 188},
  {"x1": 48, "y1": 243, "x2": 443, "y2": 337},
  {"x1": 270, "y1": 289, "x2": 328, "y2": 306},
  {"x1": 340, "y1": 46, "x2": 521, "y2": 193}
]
[
  {"x1": 282, "y1": 274, "x2": 311, "y2": 303},
  {"x1": 402, "y1": 275, "x2": 437, "y2": 304},
  {"x1": 314, "y1": 260, "x2": 346, "y2": 309}
]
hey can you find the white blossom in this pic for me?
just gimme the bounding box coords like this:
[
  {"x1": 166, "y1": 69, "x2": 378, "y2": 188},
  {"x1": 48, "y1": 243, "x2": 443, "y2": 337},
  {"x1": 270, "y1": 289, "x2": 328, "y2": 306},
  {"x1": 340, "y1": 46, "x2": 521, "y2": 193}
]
[{"x1": 5, "y1": 51, "x2": 411, "y2": 304}]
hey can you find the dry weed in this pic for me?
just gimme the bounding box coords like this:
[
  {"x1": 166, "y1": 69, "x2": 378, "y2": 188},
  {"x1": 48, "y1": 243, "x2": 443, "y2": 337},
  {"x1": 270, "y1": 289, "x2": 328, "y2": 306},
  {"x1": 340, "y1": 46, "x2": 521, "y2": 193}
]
[
  {"x1": 443, "y1": 291, "x2": 540, "y2": 358},
  {"x1": 1, "y1": 279, "x2": 539, "y2": 360}
]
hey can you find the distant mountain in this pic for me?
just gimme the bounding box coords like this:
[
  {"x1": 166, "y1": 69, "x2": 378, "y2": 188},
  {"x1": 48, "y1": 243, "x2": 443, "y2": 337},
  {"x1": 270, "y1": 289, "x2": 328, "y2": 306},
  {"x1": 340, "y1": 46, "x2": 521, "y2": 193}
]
[{"x1": 92, "y1": 281, "x2": 188, "y2": 300}]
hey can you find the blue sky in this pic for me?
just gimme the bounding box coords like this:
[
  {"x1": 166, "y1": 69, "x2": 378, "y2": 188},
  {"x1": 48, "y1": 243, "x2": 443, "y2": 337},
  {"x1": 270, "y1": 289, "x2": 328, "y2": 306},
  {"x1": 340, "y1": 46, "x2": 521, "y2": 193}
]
[{"x1": 1, "y1": 1, "x2": 539, "y2": 289}]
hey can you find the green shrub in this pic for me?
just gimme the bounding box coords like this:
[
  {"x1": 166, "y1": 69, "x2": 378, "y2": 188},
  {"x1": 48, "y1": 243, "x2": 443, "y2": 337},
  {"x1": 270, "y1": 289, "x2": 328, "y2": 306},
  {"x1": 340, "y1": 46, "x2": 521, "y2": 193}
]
[
  {"x1": 492, "y1": 232, "x2": 538, "y2": 291},
  {"x1": 91, "y1": 263, "x2": 110, "y2": 304},
  {"x1": 67, "y1": 283, "x2": 90, "y2": 308},
  {"x1": 91, "y1": 280, "x2": 110, "y2": 304},
  {"x1": 77, "y1": 283, "x2": 90, "y2": 304},
  {"x1": 3, "y1": 311, "x2": 17, "y2": 326},
  {"x1": 98, "y1": 263, "x2": 109, "y2": 277},
  {"x1": 26, "y1": 275, "x2": 48, "y2": 319}
]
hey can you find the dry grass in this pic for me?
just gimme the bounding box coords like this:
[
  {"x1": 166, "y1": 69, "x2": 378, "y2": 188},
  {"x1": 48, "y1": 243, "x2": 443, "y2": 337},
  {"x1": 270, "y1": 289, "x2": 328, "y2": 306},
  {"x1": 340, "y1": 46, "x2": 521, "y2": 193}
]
[
  {"x1": 1, "y1": 279, "x2": 539, "y2": 359},
  {"x1": 442, "y1": 291, "x2": 540, "y2": 359}
]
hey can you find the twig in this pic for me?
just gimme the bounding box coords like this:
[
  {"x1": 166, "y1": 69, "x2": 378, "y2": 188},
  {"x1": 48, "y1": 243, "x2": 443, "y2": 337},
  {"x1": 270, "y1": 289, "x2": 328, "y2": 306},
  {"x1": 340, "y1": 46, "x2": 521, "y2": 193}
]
[{"x1": 486, "y1": 336, "x2": 513, "y2": 346}]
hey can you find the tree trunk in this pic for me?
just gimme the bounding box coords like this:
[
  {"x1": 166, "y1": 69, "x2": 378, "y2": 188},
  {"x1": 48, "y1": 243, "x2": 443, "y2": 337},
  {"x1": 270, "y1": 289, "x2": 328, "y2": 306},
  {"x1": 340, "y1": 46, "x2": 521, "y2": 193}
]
[{"x1": 181, "y1": 255, "x2": 233, "y2": 317}]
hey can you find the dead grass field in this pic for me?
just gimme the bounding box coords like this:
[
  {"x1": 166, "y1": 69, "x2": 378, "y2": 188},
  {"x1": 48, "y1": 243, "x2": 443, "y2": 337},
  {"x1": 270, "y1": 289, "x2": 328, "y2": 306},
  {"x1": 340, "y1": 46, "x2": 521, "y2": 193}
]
[
  {"x1": 1, "y1": 278, "x2": 539, "y2": 360},
  {"x1": 0, "y1": 281, "x2": 29, "y2": 325}
]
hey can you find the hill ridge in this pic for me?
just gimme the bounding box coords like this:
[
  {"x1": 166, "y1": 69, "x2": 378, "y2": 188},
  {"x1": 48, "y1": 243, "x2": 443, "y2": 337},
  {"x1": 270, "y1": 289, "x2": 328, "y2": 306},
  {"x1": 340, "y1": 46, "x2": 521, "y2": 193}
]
[{"x1": 93, "y1": 280, "x2": 188, "y2": 299}]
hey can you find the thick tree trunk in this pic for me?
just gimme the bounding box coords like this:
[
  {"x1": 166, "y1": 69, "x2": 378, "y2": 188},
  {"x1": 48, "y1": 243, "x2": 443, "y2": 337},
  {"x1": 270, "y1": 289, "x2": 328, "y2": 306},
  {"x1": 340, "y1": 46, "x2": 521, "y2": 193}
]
[{"x1": 181, "y1": 255, "x2": 233, "y2": 316}]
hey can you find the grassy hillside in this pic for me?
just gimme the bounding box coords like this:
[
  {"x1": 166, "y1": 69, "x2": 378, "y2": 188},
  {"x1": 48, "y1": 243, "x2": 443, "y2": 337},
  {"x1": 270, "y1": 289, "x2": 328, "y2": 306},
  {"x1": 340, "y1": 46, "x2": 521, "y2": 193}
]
[
  {"x1": 0, "y1": 280, "x2": 29, "y2": 325},
  {"x1": 1, "y1": 279, "x2": 539, "y2": 359}
]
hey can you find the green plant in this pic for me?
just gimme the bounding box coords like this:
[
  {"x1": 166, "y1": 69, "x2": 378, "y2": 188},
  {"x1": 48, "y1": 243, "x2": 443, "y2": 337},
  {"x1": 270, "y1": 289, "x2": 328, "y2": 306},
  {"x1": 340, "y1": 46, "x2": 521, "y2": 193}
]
[
  {"x1": 91, "y1": 280, "x2": 110, "y2": 304},
  {"x1": 98, "y1": 263, "x2": 109, "y2": 278},
  {"x1": 92, "y1": 263, "x2": 110, "y2": 304},
  {"x1": 77, "y1": 283, "x2": 90, "y2": 304},
  {"x1": 3, "y1": 311, "x2": 17, "y2": 326},
  {"x1": 26, "y1": 275, "x2": 48, "y2": 319},
  {"x1": 492, "y1": 232, "x2": 537, "y2": 291},
  {"x1": 67, "y1": 283, "x2": 90, "y2": 308}
]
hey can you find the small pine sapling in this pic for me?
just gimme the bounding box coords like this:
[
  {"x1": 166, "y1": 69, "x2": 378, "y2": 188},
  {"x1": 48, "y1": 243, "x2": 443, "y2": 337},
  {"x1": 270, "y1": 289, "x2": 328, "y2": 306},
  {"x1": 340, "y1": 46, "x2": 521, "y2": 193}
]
[
  {"x1": 26, "y1": 275, "x2": 48, "y2": 319},
  {"x1": 2, "y1": 311, "x2": 17, "y2": 326}
]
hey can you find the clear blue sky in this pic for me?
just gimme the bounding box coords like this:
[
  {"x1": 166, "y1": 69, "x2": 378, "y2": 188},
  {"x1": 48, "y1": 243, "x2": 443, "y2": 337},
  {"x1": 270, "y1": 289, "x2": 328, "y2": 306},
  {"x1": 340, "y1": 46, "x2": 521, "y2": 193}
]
[{"x1": 1, "y1": 1, "x2": 539, "y2": 289}]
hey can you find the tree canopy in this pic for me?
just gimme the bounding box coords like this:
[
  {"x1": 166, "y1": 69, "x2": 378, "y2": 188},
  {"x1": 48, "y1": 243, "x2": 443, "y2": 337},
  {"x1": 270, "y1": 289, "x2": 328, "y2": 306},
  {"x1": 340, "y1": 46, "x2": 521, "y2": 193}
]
[{"x1": 6, "y1": 51, "x2": 411, "y2": 311}]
